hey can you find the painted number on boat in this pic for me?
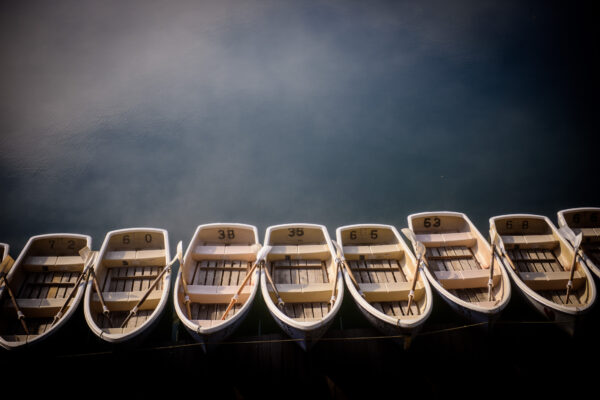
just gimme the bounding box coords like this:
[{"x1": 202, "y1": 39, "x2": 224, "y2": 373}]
[
  {"x1": 145, "y1": 234, "x2": 152, "y2": 243},
  {"x1": 349, "y1": 230, "x2": 378, "y2": 240},
  {"x1": 423, "y1": 217, "x2": 441, "y2": 228},
  {"x1": 505, "y1": 221, "x2": 528, "y2": 229},
  {"x1": 48, "y1": 239, "x2": 75, "y2": 250},
  {"x1": 218, "y1": 229, "x2": 235, "y2": 240},
  {"x1": 123, "y1": 235, "x2": 130, "y2": 244},
  {"x1": 288, "y1": 228, "x2": 304, "y2": 237}
]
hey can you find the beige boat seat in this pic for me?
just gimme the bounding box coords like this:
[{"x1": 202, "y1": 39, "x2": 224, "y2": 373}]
[
  {"x1": 434, "y1": 269, "x2": 501, "y2": 289},
  {"x1": 269, "y1": 283, "x2": 332, "y2": 303},
  {"x1": 343, "y1": 244, "x2": 403, "y2": 260},
  {"x1": 358, "y1": 282, "x2": 425, "y2": 302},
  {"x1": 501, "y1": 234, "x2": 558, "y2": 249},
  {"x1": 572, "y1": 228, "x2": 600, "y2": 238},
  {"x1": 268, "y1": 244, "x2": 330, "y2": 260},
  {"x1": 185, "y1": 284, "x2": 253, "y2": 304},
  {"x1": 192, "y1": 244, "x2": 260, "y2": 261},
  {"x1": 91, "y1": 290, "x2": 162, "y2": 312},
  {"x1": 5, "y1": 298, "x2": 76, "y2": 318},
  {"x1": 519, "y1": 271, "x2": 586, "y2": 291},
  {"x1": 415, "y1": 232, "x2": 476, "y2": 247},
  {"x1": 103, "y1": 249, "x2": 166, "y2": 267},
  {"x1": 23, "y1": 256, "x2": 84, "y2": 272}
]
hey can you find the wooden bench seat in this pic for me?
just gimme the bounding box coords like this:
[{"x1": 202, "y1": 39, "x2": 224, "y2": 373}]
[
  {"x1": 91, "y1": 290, "x2": 162, "y2": 311},
  {"x1": 5, "y1": 298, "x2": 75, "y2": 317},
  {"x1": 415, "y1": 232, "x2": 476, "y2": 247},
  {"x1": 343, "y1": 244, "x2": 403, "y2": 259},
  {"x1": 23, "y1": 256, "x2": 84, "y2": 272},
  {"x1": 103, "y1": 249, "x2": 166, "y2": 267},
  {"x1": 519, "y1": 271, "x2": 585, "y2": 291},
  {"x1": 501, "y1": 234, "x2": 559, "y2": 249},
  {"x1": 268, "y1": 283, "x2": 332, "y2": 303},
  {"x1": 268, "y1": 244, "x2": 330, "y2": 260},
  {"x1": 185, "y1": 285, "x2": 253, "y2": 304},
  {"x1": 572, "y1": 228, "x2": 600, "y2": 238},
  {"x1": 273, "y1": 260, "x2": 324, "y2": 268},
  {"x1": 192, "y1": 245, "x2": 259, "y2": 261},
  {"x1": 434, "y1": 269, "x2": 501, "y2": 289},
  {"x1": 358, "y1": 282, "x2": 425, "y2": 302}
]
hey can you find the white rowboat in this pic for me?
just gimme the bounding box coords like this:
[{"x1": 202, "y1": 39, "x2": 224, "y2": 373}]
[
  {"x1": 407, "y1": 212, "x2": 511, "y2": 326},
  {"x1": 1, "y1": 234, "x2": 91, "y2": 349},
  {"x1": 490, "y1": 214, "x2": 596, "y2": 335},
  {"x1": 260, "y1": 223, "x2": 343, "y2": 351},
  {"x1": 557, "y1": 207, "x2": 600, "y2": 280},
  {"x1": 83, "y1": 228, "x2": 171, "y2": 344},
  {"x1": 335, "y1": 224, "x2": 433, "y2": 348},
  {"x1": 174, "y1": 223, "x2": 261, "y2": 352}
]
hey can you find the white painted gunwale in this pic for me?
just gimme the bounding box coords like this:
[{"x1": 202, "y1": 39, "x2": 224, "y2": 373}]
[
  {"x1": 490, "y1": 213, "x2": 596, "y2": 316},
  {"x1": 557, "y1": 207, "x2": 600, "y2": 279},
  {"x1": 0, "y1": 243, "x2": 8, "y2": 263},
  {"x1": 174, "y1": 222, "x2": 261, "y2": 336},
  {"x1": 260, "y1": 223, "x2": 344, "y2": 333},
  {"x1": 335, "y1": 223, "x2": 433, "y2": 330},
  {"x1": 83, "y1": 227, "x2": 171, "y2": 344},
  {"x1": 0, "y1": 233, "x2": 92, "y2": 350},
  {"x1": 407, "y1": 211, "x2": 512, "y2": 316}
]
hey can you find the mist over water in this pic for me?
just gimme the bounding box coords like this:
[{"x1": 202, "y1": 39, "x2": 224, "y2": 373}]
[{"x1": 1, "y1": 0, "x2": 598, "y2": 253}]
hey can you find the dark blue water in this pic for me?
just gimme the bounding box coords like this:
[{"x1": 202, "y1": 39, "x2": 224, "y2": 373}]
[
  {"x1": 1, "y1": 0, "x2": 597, "y2": 253},
  {"x1": 0, "y1": 1, "x2": 598, "y2": 397}
]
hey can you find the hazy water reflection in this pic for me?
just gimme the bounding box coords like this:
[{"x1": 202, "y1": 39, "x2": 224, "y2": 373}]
[{"x1": 0, "y1": 0, "x2": 597, "y2": 253}]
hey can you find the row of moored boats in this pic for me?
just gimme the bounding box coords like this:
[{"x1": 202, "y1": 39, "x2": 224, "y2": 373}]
[{"x1": 1, "y1": 208, "x2": 598, "y2": 351}]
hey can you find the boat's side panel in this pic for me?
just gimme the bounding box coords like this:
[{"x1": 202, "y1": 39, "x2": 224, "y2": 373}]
[
  {"x1": 83, "y1": 228, "x2": 171, "y2": 344},
  {"x1": 174, "y1": 223, "x2": 261, "y2": 350},
  {"x1": 1, "y1": 234, "x2": 91, "y2": 350}
]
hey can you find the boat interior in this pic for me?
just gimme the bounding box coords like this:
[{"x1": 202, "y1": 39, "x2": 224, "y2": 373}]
[
  {"x1": 179, "y1": 225, "x2": 260, "y2": 328},
  {"x1": 560, "y1": 209, "x2": 600, "y2": 270},
  {"x1": 410, "y1": 214, "x2": 503, "y2": 306},
  {"x1": 339, "y1": 226, "x2": 427, "y2": 318},
  {"x1": 492, "y1": 216, "x2": 590, "y2": 307},
  {"x1": 90, "y1": 230, "x2": 168, "y2": 335},
  {"x1": 1, "y1": 236, "x2": 87, "y2": 342},
  {"x1": 266, "y1": 226, "x2": 336, "y2": 322}
]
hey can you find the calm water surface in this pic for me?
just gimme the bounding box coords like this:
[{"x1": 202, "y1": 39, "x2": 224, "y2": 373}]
[
  {"x1": 0, "y1": 2, "x2": 599, "y2": 398},
  {"x1": 1, "y1": 1, "x2": 597, "y2": 253}
]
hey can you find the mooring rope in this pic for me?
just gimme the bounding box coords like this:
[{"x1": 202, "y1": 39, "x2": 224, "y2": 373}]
[{"x1": 55, "y1": 319, "x2": 571, "y2": 359}]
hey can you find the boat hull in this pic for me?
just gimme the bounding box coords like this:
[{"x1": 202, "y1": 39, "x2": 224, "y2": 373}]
[
  {"x1": 174, "y1": 269, "x2": 259, "y2": 353},
  {"x1": 502, "y1": 259, "x2": 591, "y2": 336},
  {"x1": 261, "y1": 268, "x2": 344, "y2": 351}
]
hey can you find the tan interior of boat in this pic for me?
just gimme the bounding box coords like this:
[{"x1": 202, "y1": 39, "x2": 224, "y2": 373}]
[
  {"x1": 91, "y1": 231, "x2": 167, "y2": 334},
  {"x1": 266, "y1": 227, "x2": 336, "y2": 322},
  {"x1": 495, "y1": 216, "x2": 590, "y2": 307},
  {"x1": 562, "y1": 210, "x2": 600, "y2": 270},
  {"x1": 339, "y1": 227, "x2": 427, "y2": 317},
  {"x1": 1, "y1": 237, "x2": 87, "y2": 342},
  {"x1": 178, "y1": 226, "x2": 260, "y2": 328},
  {"x1": 411, "y1": 215, "x2": 503, "y2": 306}
]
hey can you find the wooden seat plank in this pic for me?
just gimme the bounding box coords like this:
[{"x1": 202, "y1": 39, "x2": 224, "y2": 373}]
[
  {"x1": 221, "y1": 260, "x2": 232, "y2": 286},
  {"x1": 321, "y1": 263, "x2": 329, "y2": 283},
  {"x1": 205, "y1": 261, "x2": 216, "y2": 286},
  {"x1": 195, "y1": 261, "x2": 208, "y2": 285},
  {"x1": 238, "y1": 262, "x2": 248, "y2": 284},
  {"x1": 226, "y1": 261, "x2": 236, "y2": 285},
  {"x1": 312, "y1": 302, "x2": 322, "y2": 318},
  {"x1": 298, "y1": 261, "x2": 309, "y2": 285},
  {"x1": 213, "y1": 260, "x2": 224, "y2": 287}
]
